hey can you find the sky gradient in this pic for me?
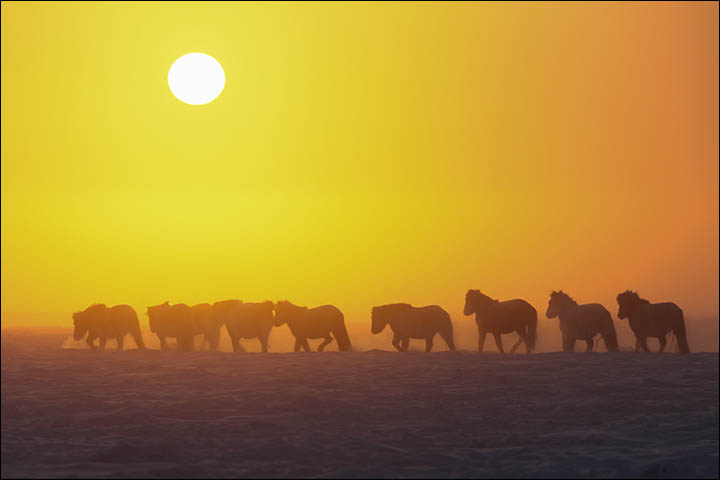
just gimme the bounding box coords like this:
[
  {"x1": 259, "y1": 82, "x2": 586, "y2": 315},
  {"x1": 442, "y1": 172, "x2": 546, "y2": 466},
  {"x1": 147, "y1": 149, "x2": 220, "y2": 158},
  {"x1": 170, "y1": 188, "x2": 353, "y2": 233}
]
[{"x1": 1, "y1": 2, "x2": 718, "y2": 327}]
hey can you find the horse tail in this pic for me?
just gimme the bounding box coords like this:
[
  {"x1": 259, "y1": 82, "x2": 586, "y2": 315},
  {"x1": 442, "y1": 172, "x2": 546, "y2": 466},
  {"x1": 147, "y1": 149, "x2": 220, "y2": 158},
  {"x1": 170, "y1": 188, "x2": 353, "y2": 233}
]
[
  {"x1": 333, "y1": 320, "x2": 353, "y2": 352},
  {"x1": 603, "y1": 323, "x2": 619, "y2": 352},
  {"x1": 131, "y1": 324, "x2": 146, "y2": 349},
  {"x1": 526, "y1": 310, "x2": 537, "y2": 352},
  {"x1": 600, "y1": 310, "x2": 618, "y2": 352},
  {"x1": 438, "y1": 312, "x2": 456, "y2": 351},
  {"x1": 128, "y1": 310, "x2": 145, "y2": 349},
  {"x1": 672, "y1": 308, "x2": 690, "y2": 354}
]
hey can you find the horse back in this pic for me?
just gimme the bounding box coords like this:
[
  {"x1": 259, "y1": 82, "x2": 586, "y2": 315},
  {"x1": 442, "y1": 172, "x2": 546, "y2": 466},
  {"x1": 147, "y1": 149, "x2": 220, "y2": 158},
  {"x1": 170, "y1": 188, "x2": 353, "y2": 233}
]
[
  {"x1": 635, "y1": 302, "x2": 682, "y2": 337},
  {"x1": 226, "y1": 302, "x2": 274, "y2": 338},
  {"x1": 650, "y1": 302, "x2": 683, "y2": 318},
  {"x1": 107, "y1": 304, "x2": 140, "y2": 336},
  {"x1": 308, "y1": 304, "x2": 344, "y2": 321},
  {"x1": 481, "y1": 299, "x2": 535, "y2": 332},
  {"x1": 391, "y1": 305, "x2": 451, "y2": 339},
  {"x1": 562, "y1": 303, "x2": 613, "y2": 339},
  {"x1": 287, "y1": 305, "x2": 344, "y2": 339}
]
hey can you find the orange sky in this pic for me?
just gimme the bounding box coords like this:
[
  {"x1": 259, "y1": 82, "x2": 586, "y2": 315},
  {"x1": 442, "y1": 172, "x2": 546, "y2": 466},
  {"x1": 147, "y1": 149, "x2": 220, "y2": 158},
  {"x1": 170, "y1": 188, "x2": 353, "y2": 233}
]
[{"x1": 1, "y1": 2, "x2": 718, "y2": 328}]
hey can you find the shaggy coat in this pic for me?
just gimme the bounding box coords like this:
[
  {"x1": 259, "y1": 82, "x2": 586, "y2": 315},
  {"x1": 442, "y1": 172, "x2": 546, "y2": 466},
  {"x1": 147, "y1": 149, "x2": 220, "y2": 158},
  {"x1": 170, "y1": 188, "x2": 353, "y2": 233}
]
[
  {"x1": 546, "y1": 291, "x2": 618, "y2": 353},
  {"x1": 464, "y1": 290, "x2": 537, "y2": 354},
  {"x1": 73, "y1": 304, "x2": 145, "y2": 350},
  {"x1": 371, "y1": 303, "x2": 455, "y2": 352}
]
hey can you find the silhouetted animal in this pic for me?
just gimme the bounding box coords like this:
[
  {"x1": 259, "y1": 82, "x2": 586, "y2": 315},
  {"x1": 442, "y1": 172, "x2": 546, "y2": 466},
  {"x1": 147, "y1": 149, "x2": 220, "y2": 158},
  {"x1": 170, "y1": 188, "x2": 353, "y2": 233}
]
[
  {"x1": 191, "y1": 303, "x2": 222, "y2": 351},
  {"x1": 274, "y1": 301, "x2": 352, "y2": 352},
  {"x1": 371, "y1": 303, "x2": 455, "y2": 352},
  {"x1": 546, "y1": 291, "x2": 618, "y2": 353},
  {"x1": 616, "y1": 290, "x2": 690, "y2": 354},
  {"x1": 463, "y1": 290, "x2": 537, "y2": 354},
  {"x1": 212, "y1": 300, "x2": 275, "y2": 352},
  {"x1": 72, "y1": 304, "x2": 145, "y2": 350},
  {"x1": 146, "y1": 302, "x2": 196, "y2": 351}
]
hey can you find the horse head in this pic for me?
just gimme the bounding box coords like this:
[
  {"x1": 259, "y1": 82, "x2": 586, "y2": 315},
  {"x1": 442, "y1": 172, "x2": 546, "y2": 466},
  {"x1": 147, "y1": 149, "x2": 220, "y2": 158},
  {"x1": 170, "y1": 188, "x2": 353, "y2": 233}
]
[
  {"x1": 274, "y1": 300, "x2": 302, "y2": 327},
  {"x1": 371, "y1": 303, "x2": 411, "y2": 334},
  {"x1": 72, "y1": 304, "x2": 105, "y2": 340},
  {"x1": 463, "y1": 290, "x2": 496, "y2": 316},
  {"x1": 72, "y1": 310, "x2": 89, "y2": 340},
  {"x1": 370, "y1": 306, "x2": 388, "y2": 334},
  {"x1": 546, "y1": 291, "x2": 577, "y2": 319},
  {"x1": 616, "y1": 290, "x2": 645, "y2": 319}
]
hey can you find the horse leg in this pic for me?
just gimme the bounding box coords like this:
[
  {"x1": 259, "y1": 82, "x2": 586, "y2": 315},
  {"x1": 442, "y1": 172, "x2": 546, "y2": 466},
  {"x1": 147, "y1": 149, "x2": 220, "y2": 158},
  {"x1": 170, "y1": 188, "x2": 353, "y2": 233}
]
[
  {"x1": 86, "y1": 335, "x2": 97, "y2": 349},
  {"x1": 658, "y1": 335, "x2": 667, "y2": 353},
  {"x1": 391, "y1": 333, "x2": 403, "y2": 352},
  {"x1": 401, "y1": 336, "x2": 409, "y2": 352},
  {"x1": 232, "y1": 338, "x2": 246, "y2": 353},
  {"x1": 562, "y1": 334, "x2": 574, "y2": 353},
  {"x1": 117, "y1": 335, "x2": 124, "y2": 351},
  {"x1": 159, "y1": 335, "x2": 168, "y2": 351},
  {"x1": 130, "y1": 329, "x2": 144, "y2": 349},
  {"x1": 206, "y1": 330, "x2": 219, "y2": 351},
  {"x1": 634, "y1": 339, "x2": 641, "y2": 352},
  {"x1": 425, "y1": 336, "x2": 434, "y2": 352},
  {"x1": 492, "y1": 333, "x2": 505, "y2": 354},
  {"x1": 318, "y1": 335, "x2": 334, "y2": 352},
  {"x1": 510, "y1": 331, "x2": 525, "y2": 354},
  {"x1": 99, "y1": 337, "x2": 107, "y2": 350},
  {"x1": 638, "y1": 337, "x2": 651, "y2": 353},
  {"x1": 301, "y1": 338, "x2": 312, "y2": 352},
  {"x1": 293, "y1": 338, "x2": 302, "y2": 352},
  {"x1": 585, "y1": 337, "x2": 593, "y2": 352},
  {"x1": 259, "y1": 335, "x2": 269, "y2": 353},
  {"x1": 478, "y1": 331, "x2": 487, "y2": 353}
]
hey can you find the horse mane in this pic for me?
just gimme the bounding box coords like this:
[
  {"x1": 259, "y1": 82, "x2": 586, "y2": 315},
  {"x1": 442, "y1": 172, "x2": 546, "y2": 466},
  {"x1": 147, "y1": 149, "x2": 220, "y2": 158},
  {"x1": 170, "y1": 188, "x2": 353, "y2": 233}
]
[
  {"x1": 616, "y1": 290, "x2": 650, "y2": 307},
  {"x1": 550, "y1": 290, "x2": 578, "y2": 307},
  {"x1": 74, "y1": 303, "x2": 106, "y2": 317},
  {"x1": 276, "y1": 300, "x2": 307, "y2": 311},
  {"x1": 465, "y1": 290, "x2": 498, "y2": 306},
  {"x1": 371, "y1": 303, "x2": 412, "y2": 315}
]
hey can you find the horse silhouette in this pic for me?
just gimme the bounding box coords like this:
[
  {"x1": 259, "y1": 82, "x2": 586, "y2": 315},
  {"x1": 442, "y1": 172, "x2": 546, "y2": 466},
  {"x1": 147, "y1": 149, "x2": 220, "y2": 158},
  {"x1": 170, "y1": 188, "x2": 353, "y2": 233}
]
[
  {"x1": 274, "y1": 301, "x2": 352, "y2": 352},
  {"x1": 212, "y1": 300, "x2": 275, "y2": 352},
  {"x1": 546, "y1": 291, "x2": 618, "y2": 353},
  {"x1": 371, "y1": 303, "x2": 455, "y2": 352},
  {"x1": 146, "y1": 302, "x2": 196, "y2": 351},
  {"x1": 463, "y1": 290, "x2": 537, "y2": 353},
  {"x1": 73, "y1": 304, "x2": 145, "y2": 350},
  {"x1": 616, "y1": 290, "x2": 690, "y2": 353},
  {"x1": 191, "y1": 303, "x2": 222, "y2": 351}
]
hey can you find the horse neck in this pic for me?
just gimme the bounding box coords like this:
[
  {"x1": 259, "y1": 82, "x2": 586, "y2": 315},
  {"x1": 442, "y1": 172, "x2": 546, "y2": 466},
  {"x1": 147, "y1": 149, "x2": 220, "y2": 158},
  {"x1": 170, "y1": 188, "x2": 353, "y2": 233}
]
[
  {"x1": 281, "y1": 307, "x2": 305, "y2": 325},
  {"x1": 471, "y1": 302, "x2": 493, "y2": 320},
  {"x1": 555, "y1": 301, "x2": 578, "y2": 319},
  {"x1": 625, "y1": 301, "x2": 648, "y2": 318}
]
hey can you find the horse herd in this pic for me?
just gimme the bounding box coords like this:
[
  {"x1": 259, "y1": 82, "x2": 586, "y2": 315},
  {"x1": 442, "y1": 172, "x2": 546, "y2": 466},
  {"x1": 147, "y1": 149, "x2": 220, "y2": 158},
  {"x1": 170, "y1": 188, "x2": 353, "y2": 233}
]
[{"x1": 71, "y1": 289, "x2": 691, "y2": 354}]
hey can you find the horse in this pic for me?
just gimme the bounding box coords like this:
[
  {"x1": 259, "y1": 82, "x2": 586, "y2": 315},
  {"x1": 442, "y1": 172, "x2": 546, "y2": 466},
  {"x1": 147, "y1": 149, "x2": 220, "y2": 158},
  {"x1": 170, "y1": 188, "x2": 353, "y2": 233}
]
[
  {"x1": 463, "y1": 290, "x2": 537, "y2": 354},
  {"x1": 146, "y1": 302, "x2": 196, "y2": 351},
  {"x1": 212, "y1": 300, "x2": 275, "y2": 352},
  {"x1": 274, "y1": 301, "x2": 352, "y2": 352},
  {"x1": 191, "y1": 303, "x2": 222, "y2": 351},
  {"x1": 371, "y1": 303, "x2": 455, "y2": 352},
  {"x1": 545, "y1": 291, "x2": 618, "y2": 353},
  {"x1": 616, "y1": 290, "x2": 690, "y2": 354},
  {"x1": 72, "y1": 304, "x2": 145, "y2": 350}
]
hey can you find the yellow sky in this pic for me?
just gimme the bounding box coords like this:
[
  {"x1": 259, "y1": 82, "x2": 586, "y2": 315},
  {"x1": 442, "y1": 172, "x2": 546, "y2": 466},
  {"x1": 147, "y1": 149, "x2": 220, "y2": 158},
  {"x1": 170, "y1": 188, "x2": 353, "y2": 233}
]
[{"x1": 1, "y1": 2, "x2": 718, "y2": 326}]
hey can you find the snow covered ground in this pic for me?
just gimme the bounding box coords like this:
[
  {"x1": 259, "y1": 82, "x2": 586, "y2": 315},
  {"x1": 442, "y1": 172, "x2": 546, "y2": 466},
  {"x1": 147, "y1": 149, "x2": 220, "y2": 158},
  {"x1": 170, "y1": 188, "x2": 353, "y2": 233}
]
[{"x1": 1, "y1": 329, "x2": 718, "y2": 478}]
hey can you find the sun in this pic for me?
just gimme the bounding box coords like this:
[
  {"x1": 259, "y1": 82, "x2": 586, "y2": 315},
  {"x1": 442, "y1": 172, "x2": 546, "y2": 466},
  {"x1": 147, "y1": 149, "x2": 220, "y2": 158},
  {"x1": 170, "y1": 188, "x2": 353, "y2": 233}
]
[{"x1": 168, "y1": 53, "x2": 225, "y2": 105}]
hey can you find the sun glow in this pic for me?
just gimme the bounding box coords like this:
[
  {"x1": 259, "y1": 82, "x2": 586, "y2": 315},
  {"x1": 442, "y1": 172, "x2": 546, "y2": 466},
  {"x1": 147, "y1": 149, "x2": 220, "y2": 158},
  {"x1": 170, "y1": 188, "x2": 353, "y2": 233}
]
[{"x1": 168, "y1": 53, "x2": 225, "y2": 105}]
